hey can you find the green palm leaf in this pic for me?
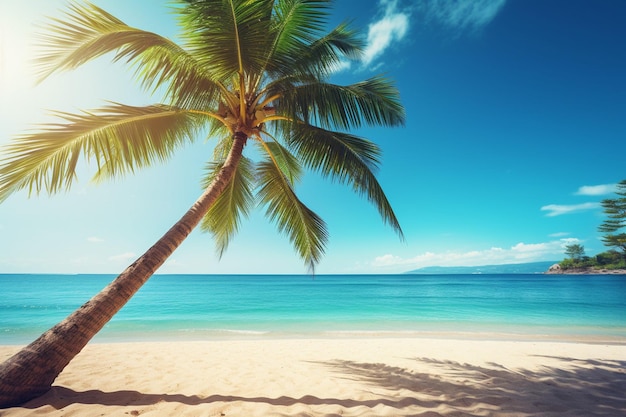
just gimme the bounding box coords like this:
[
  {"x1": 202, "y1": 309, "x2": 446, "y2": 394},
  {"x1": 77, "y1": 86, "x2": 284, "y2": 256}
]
[
  {"x1": 37, "y1": 1, "x2": 220, "y2": 108},
  {"x1": 272, "y1": 22, "x2": 364, "y2": 78},
  {"x1": 289, "y1": 124, "x2": 404, "y2": 239},
  {"x1": 257, "y1": 157, "x2": 328, "y2": 272},
  {"x1": 201, "y1": 156, "x2": 255, "y2": 257},
  {"x1": 36, "y1": 1, "x2": 134, "y2": 79},
  {"x1": 279, "y1": 76, "x2": 405, "y2": 130},
  {"x1": 266, "y1": 0, "x2": 330, "y2": 72},
  {"x1": 256, "y1": 140, "x2": 303, "y2": 186},
  {"x1": 273, "y1": 0, "x2": 329, "y2": 45},
  {"x1": 178, "y1": 0, "x2": 274, "y2": 82},
  {"x1": 0, "y1": 103, "x2": 204, "y2": 202}
]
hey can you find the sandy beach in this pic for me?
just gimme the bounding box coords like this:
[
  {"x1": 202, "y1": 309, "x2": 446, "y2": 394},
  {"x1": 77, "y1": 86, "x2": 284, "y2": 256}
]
[{"x1": 1, "y1": 337, "x2": 625, "y2": 416}]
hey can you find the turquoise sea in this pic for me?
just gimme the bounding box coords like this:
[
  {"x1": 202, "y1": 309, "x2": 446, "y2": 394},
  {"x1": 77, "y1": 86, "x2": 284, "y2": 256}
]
[{"x1": 1, "y1": 273, "x2": 625, "y2": 345}]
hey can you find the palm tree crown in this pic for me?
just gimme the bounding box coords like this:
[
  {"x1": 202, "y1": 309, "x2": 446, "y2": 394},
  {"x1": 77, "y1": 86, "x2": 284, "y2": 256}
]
[{"x1": 0, "y1": 0, "x2": 404, "y2": 271}]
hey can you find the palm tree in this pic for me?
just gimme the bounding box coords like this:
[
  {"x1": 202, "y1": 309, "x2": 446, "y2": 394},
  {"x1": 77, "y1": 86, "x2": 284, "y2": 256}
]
[{"x1": 0, "y1": 0, "x2": 404, "y2": 407}]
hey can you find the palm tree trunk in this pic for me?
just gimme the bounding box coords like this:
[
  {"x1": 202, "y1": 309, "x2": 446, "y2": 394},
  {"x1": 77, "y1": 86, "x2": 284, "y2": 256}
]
[{"x1": 0, "y1": 133, "x2": 247, "y2": 408}]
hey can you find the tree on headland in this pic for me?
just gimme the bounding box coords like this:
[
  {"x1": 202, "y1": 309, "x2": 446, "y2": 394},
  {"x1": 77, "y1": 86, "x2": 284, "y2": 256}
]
[
  {"x1": 0, "y1": 0, "x2": 404, "y2": 406},
  {"x1": 599, "y1": 179, "x2": 626, "y2": 255},
  {"x1": 564, "y1": 243, "x2": 585, "y2": 260},
  {"x1": 558, "y1": 243, "x2": 590, "y2": 270},
  {"x1": 556, "y1": 180, "x2": 626, "y2": 272}
]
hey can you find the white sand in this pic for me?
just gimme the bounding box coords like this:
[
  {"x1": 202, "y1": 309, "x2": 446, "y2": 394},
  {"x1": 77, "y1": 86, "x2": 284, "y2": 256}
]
[{"x1": 1, "y1": 337, "x2": 625, "y2": 416}]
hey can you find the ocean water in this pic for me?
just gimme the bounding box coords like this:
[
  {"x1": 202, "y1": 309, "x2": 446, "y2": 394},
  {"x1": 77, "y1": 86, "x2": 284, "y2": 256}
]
[{"x1": 1, "y1": 273, "x2": 625, "y2": 345}]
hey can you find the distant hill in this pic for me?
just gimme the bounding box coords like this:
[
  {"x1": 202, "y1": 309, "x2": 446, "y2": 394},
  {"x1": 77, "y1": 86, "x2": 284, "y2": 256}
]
[{"x1": 405, "y1": 261, "x2": 557, "y2": 275}]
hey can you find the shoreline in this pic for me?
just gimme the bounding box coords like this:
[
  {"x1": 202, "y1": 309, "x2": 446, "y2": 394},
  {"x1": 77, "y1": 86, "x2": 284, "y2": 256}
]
[
  {"x1": 5, "y1": 325, "x2": 626, "y2": 347},
  {"x1": 2, "y1": 337, "x2": 626, "y2": 416}
]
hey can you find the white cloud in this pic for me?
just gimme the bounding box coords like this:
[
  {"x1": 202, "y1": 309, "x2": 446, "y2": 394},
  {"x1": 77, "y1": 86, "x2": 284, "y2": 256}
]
[
  {"x1": 549, "y1": 232, "x2": 570, "y2": 238},
  {"x1": 109, "y1": 252, "x2": 136, "y2": 262},
  {"x1": 371, "y1": 238, "x2": 577, "y2": 271},
  {"x1": 372, "y1": 253, "x2": 406, "y2": 266},
  {"x1": 509, "y1": 242, "x2": 558, "y2": 260},
  {"x1": 540, "y1": 203, "x2": 600, "y2": 217},
  {"x1": 575, "y1": 184, "x2": 617, "y2": 196},
  {"x1": 347, "y1": 0, "x2": 506, "y2": 71},
  {"x1": 333, "y1": 60, "x2": 352, "y2": 73},
  {"x1": 361, "y1": 0, "x2": 411, "y2": 67},
  {"x1": 422, "y1": 0, "x2": 507, "y2": 32},
  {"x1": 87, "y1": 236, "x2": 104, "y2": 243}
]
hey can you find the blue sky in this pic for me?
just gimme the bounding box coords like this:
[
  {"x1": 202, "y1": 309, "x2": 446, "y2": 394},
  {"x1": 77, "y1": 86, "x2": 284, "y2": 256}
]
[{"x1": 0, "y1": 0, "x2": 624, "y2": 274}]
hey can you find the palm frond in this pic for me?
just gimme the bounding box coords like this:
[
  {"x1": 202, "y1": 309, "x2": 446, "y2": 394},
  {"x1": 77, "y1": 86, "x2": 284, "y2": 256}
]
[
  {"x1": 212, "y1": 135, "x2": 235, "y2": 162},
  {"x1": 273, "y1": 0, "x2": 330, "y2": 45},
  {"x1": 279, "y1": 76, "x2": 405, "y2": 130},
  {"x1": 36, "y1": 1, "x2": 220, "y2": 108},
  {"x1": 177, "y1": 0, "x2": 274, "y2": 82},
  {"x1": 257, "y1": 158, "x2": 328, "y2": 272},
  {"x1": 255, "y1": 138, "x2": 302, "y2": 186},
  {"x1": 0, "y1": 103, "x2": 205, "y2": 202},
  {"x1": 271, "y1": 22, "x2": 363, "y2": 79},
  {"x1": 36, "y1": 1, "x2": 130, "y2": 80},
  {"x1": 289, "y1": 124, "x2": 404, "y2": 239},
  {"x1": 260, "y1": 72, "x2": 315, "y2": 108},
  {"x1": 264, "y1": 0, "x2": 330, "y2": 73},
  {"x1": 200, "y1": 156, "x2": 255, "y2": 257}
]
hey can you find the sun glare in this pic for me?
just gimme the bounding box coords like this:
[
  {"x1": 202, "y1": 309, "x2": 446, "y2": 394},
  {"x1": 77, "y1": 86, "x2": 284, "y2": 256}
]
[
  {"x1": 0, "y1": 19, "x2": 36, "y2": 93},
  {"x1": 0, "y1": 3, "x2": 54, "y2": 139}
]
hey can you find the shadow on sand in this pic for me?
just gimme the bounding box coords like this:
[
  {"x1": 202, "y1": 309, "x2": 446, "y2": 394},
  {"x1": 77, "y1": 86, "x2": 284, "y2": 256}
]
[
  {"x1": 320, "y1": 356, "x2": 626, "y2": 416},
  {"x1": 15, "y1": 356, "x2": 626, "y2": 416}
]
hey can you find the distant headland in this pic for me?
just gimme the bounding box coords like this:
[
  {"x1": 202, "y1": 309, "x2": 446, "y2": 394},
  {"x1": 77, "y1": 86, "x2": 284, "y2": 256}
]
[
  {"x1": 406, "y1": 261, "x2": 557, "y2": 275},
  {"x1": 406, "y1": 261, "x2": 626, "y2": 275}
]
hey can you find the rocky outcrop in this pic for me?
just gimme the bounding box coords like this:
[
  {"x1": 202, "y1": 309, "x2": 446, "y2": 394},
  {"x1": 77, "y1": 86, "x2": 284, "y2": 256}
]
[{"x1": 545, "y1": 263, "x2": 626, "y2": 275}]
